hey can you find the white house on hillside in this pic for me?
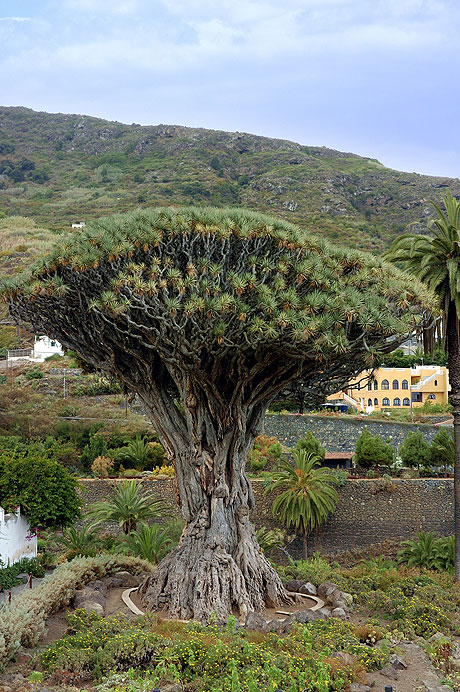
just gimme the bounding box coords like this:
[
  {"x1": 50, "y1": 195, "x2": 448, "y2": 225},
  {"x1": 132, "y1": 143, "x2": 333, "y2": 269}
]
[
  {"x1": 71, "y1": 221, "x2": 86, "y2": 229},
  {"x1": 33, "y1": 335, "x2": 64, "y2": 361},
  {"x1": 0, "y1": 507, "x2": 37, "y2": 566}
]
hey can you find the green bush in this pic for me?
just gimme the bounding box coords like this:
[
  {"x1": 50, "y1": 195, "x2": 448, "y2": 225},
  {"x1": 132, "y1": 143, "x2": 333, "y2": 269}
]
[
  {"x1": 354, "y1": 428, "x2": 395, "y2": 470},
  {"x1": 248, "y1": 435, "x2": 282, "y2": 472},
  {"x1": 281, "y1": 552, "x2": 333, "y2": 585},
  {"x1": 0, "y1": 447, "x2": 81, "y2": 529},
  {"x1": 0, "y1": 557, "x2": 44, "y2": 591},
  {"x1": 25, "y1": 366, "x2": 43, "y2": 380},
  {"x1": 399, "y1": 430, "x2": 431, "y2": 470},
  {"x1": 295, "y1": 431, "x2": 325, "y2": 460}
]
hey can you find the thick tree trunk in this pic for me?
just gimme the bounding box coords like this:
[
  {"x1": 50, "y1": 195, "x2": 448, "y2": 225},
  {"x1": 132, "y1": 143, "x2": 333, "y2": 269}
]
[
  {"x1": 137, "y1": 387, "x2": 291, "y2": 621},
  {"x1": 447, "y1": 304, "x2": 460, "y2": 581}
]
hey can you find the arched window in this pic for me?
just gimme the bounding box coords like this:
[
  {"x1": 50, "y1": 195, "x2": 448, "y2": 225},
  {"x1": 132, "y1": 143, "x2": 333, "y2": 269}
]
[
  {"x1": 434, "y1": 380, "x2": 438, "y2": 386},
  {"x1": 381, "y1": 379, "x2": 389, "y2": 390},
  {"x1": 403, "y1": 398, "x2": 410, "y2": 406},
  {"x1": 402, "y1": 379, "x2": 409, "y2": 389},
  {"x1": 367, "y1": 381, "x2": 372, "y2": 391},
  {"x1": 393, "y1": 397, "x2": 401, "y2": 406},
  {"x1": 374, "y1": 381, "x2": 378, "y2": 390},
  {"x1": 428, "y1": 393, "x2": 436, "y2": 400},
  {"x1": 367, "y1": 398, "x2": 372, "y2": 407},
  {"x1": 382, "y1": 397, "x2": 390, "y2": 406},
  {"x1": 374, "y1": 398, "x2": 378, "y2": 406},
  {"x1": 392, "y1": 379, "x2": 399, "y2": 389}
]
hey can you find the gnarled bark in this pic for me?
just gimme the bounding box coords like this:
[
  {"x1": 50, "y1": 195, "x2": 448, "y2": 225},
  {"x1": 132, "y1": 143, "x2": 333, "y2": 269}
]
[{"x1": 137, "y1": 384, "x2": 290, "y2": 621}]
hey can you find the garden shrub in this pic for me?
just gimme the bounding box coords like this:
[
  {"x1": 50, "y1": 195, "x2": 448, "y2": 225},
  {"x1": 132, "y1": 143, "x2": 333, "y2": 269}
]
[
  {"x1": 0, "y1": 447, "x2": 80, "y2": 529},
  {"x1": 399, "y1": 430, "x2": 431, "y2": 470},
  {"x1": 91, "y1": 455, "x2": 114, "y2": 478},
  {"x1": 295, "y1": 431, "x2": 326, "y2": 461},
  {"x1": 354, "y1": 428, "x2": 395, "y2": 470},
  {"x1": 280, "y1": 553, "x2": 333, "y2": 585},
  {"x1": 25, "y1": 366, "x2": 43, "y2": 380},
  {"x1": 0, "y1": 554, "x2": 153, "y2": 665},
  {"x1": 248, "y1": 435, "x2": 282, "y2": 472}
]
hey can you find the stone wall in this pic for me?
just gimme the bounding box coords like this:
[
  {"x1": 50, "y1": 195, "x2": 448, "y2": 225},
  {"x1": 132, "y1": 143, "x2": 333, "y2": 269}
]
[
  {"x1": 263, "y1": 413, "x2": 440, "y2": 451},
  {"x1": 79, "y1": 477, "x2": 454, "y2": 558}
]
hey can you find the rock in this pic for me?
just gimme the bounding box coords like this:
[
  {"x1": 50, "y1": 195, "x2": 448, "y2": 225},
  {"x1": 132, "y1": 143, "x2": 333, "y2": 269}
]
[
  {"x1": 245, "y1": 611, "x2": 269, "y2": 632},
  {"x1": 318, "y1": 607, "x2": 332, "y2": 619},
  {"x1": 318, "y1": 582, "x2": 340, "y2": 600},
  {"x1": 282, "y1": 609, "x2": 323, "y2": 629},
  {"x1": 422, "y1": 685, "x2": 452, "y2": 692},
  {"x1": 74, "y1": 588, "x2": 106, "y2": 609},
  {"x1": 285, "y1": 579, "x2": 305, "y2": 593},
  {"x1": 380, "y1": 665, "x2": 400, "y2": 680},
  {"x1": 102, "y1": 575, "x2": 123, "y2": 588},
  {"x1": 340, "y1": 591, "x2": 354, "y2": 607},
  {"x1": 329, "y1": 596, "x2": 347, "y2": 609},
  {"x1": 113, "y1": 571, "x2": 141, "y2": 587},
  {"x1": 350, "y1": 685, "x2": 371, "y2": 692},
  {"x1": 267, "y1": 619, "x2": 287, "y2": 633},
  {"x1": 85, "y1": 579, "x2": 107, "y2": 596},
  {"x1": 331, "y1": 607, "x2": 347, "y2": 619},
  {"x1": 80, "y1": 600, "x2": 104, "y2": 616},
  {"x1": 299, "y1": 582, "x2": 317, "y2": 596},
  {"x1": 389, "y1": 653, "x2": 407, "y2": 669}
]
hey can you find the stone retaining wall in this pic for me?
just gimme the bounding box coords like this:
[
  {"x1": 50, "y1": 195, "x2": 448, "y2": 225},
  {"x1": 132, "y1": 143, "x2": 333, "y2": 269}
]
[
  {"x1": 263, "y1": 413, "x2": 440, "y2": 451},
  {"x1": 79, "y1": 477, "x2": 454, "y2": 558}
]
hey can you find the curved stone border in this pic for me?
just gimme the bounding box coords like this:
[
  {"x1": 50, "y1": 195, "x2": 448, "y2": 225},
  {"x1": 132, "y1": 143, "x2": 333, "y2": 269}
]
[
  {"x1": 286, "y1": 592, "x2": 324, "y2": 611},
  {"x1": 122, "y1": 587, "x2": 324, "y2": 618},
  {"x1": 122, "y1": 587, "x2": 144, "y2": 615}
]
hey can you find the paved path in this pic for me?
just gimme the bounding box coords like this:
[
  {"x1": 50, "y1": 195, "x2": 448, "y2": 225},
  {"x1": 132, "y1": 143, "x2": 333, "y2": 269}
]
[{"x1": 0, "y1": 572, "x2": 49, "y2": 606}]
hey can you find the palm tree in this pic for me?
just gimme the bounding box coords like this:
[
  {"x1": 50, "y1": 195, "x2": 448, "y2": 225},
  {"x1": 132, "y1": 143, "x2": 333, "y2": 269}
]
[
  {"x1": 117, "y1": 522, "x2": 175, "y2": 564},
  {"x1": 52, "y1": 523, "x2": 102, "y2": 560},
  {"x1": 115, "y1": 435, "x2": 152, "y2": 471},
  {"x1": 86, "y1": 479, "x2": 170, "y2": 534},
  {"x1": 386, "y1": 190, "x2": 460, "y2": 579},
  {"x1": 264, "y1": 449, "x2": 339, "y2": 559}
]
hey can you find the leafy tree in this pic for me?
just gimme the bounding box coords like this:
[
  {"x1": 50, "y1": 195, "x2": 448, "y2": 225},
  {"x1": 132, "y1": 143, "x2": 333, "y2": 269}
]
[
  {"x1": 399, "y1": 430, "x2": 431, "y2": 470},
  {"x1": 0, "y1": 448, "x2": 80, "y2": 529},
  {"x1": 295, "y1": 431, "x2": 326, "y2": 461},
  {"x1": 386, "y1": 190, "x2": 460, "y2": 579},
  {"x1": 265, "y1": 449, "x2": 339, "y2": 558},
  {"x1": 81, "y1": 434, "x2": 108, "y2": 470},
  {"x1": 4, "y1": 206, "x2": 432, "y2": 620},
  {"x1": 354, "y1": 428, "x2": 395, "y2": 470},
  {"x1": 117, "y1": 522, "x2": 175, "y2": 564},
  {"x1": 86, "y1": 479, "x2": 170, "y2": 534},
  {"x1": 431, "y1": 427, "x2": 454, "y2": 477}
]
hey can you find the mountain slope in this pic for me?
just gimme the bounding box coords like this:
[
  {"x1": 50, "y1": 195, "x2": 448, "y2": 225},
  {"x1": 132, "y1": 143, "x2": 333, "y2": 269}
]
[{"x1": 1, "y1": 106, "x2": 459, "y2": 253}]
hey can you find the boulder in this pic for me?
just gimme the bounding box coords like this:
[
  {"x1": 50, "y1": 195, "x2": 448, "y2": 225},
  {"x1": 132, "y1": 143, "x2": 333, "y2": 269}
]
[
  {"x1": 331, "y1": 607, "x2": 348, "y2": 620},
  {"x1": 282, "y1": 609, "x2": 324, "y2": 629},
  {"x1": 318, "y1": 607, "x2": 332, "y2": 619},
  {"x1": 318, "y1": 582, "x2": 340, "y2": 600},
  {"x1": 85, "y1": 579, "x2": 107, "y2": 596},
  {"x1": 340, "y1": 591, "x2": 354, "y2": 607},
  {"x1": 74, "y1": 588, "x2": 106, "y2": 609},
  {"x1": 113, "y1": 571, "x2": 141, "y2": 587},
  {"x1": 80, "y1": 600, "x2": 104, "y2": 616},
  {"x1": 350, "y1": 685, "x2": 371, "y2": 692},
  {"x1": 245, "y1": 611, "x2": 269, "y2": 632},
  {"x1": 299, "y1": 582, "x2": 317, "y2": 596},
  {"x1": 285, "y1": 579, "x2": 305, "y2": 593},
  {"x1": 389, "y1": 653, "x2": 407, "y2": 669},
  {"x1": 267, "y1": 619, "x2": 287, "y2": 633},
  {"x1": 379, "y1": 665, "x2": 400, "y2": 680},
  {"x1": 102, "y1": 576, "x2": 124, "y2": 588}
]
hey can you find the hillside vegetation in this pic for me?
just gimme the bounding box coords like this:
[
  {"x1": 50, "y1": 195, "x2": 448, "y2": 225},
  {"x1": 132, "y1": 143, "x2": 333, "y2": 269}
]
[{"x1": 1, "y1": 106, "x2": 459, "y2": 254}]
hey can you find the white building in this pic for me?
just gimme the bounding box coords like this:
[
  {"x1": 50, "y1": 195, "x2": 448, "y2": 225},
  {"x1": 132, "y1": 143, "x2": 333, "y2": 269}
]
[
  {"x1": 71, "y1": 221, "x2": 86, "y2": 229},
  {"x1": 33, "y1": 335, "x2": 64, "y2": 361},
  {"x1": 0, "y1": 507, "x2": 37, "y2": 566}
]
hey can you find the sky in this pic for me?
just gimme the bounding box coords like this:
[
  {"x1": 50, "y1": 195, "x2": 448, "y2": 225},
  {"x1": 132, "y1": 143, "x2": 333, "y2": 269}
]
[{"x1": 0, "y1": 0, "x2": 459, "y2": 178}]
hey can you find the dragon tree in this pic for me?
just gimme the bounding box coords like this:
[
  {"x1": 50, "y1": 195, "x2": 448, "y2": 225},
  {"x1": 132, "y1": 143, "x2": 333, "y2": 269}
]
[{"x1": 3, "y1": 207, "x2": 433, "y2": 621}]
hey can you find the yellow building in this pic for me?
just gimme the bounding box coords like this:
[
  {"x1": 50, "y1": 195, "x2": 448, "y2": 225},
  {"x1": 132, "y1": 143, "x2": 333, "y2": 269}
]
[{"x1": 328, "y1": 365, "x2": 449, "y2": 413}]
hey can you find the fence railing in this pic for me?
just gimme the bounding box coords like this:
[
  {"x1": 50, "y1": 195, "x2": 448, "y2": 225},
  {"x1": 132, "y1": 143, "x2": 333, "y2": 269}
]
[{"x1": 6, "y1": 348, "x2": 33, "y2": 359}]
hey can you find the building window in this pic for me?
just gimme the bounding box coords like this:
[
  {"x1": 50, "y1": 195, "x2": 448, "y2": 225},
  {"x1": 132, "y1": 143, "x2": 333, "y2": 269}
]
[
  {"x1": 367, "y1": 381, "x2": 372, "y2": 391},
  {"x1": 402, "y1": 379, "x2": 408, "y2": 389},
  {"x1": 428, "y1": 394, "x2": 436, "y2": 400},
  {"x1": 51, "y1": 341, "x2": 56, "y2": 347},
  {"x1": 382, "y1": 397, "x2": 390, "y2": 406},
  {"x1": 367, "y1": 398, "x2": 372, "y2": 407},
  {"x1": 393, "y1": 397, "x2": 401, "y2": 406},
  {"x1": 403, "y1": 397, "x2": 410, "y2": 406},
  {"x1": 412, "y1": 392, "x2": 422, "y2": 402},
  {"x1": 381, "y1": 379, "x2": 389, "y2": 390},
  {"x1": 434, "y1": 380, "x2": 438, "y2": 386},
  {"x1": 374, "y1": 398, "x2": 378, "y2": 406},
  {"x1": 374, "y1": 381, "x2": 378, "y2": 390},
  {"x1": 392, "y1": 379, "x2": 399, "y2": 389}
]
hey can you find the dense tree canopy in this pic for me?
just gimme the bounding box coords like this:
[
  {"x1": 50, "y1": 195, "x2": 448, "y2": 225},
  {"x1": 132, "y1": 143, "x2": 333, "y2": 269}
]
[{"x1": 2, "y1": 206, "x2": 434, "y2": 620}]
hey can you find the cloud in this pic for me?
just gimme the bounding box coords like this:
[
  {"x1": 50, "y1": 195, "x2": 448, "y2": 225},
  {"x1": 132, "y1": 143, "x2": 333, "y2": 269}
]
[{"x1": 0, "y1": 17, "x2": 30, "y2": 21}]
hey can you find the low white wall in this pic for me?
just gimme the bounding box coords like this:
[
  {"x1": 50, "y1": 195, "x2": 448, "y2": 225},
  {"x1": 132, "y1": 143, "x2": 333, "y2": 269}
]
[{"x1": 0, "y1": 507, "x2": 37, "y2": 566}]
